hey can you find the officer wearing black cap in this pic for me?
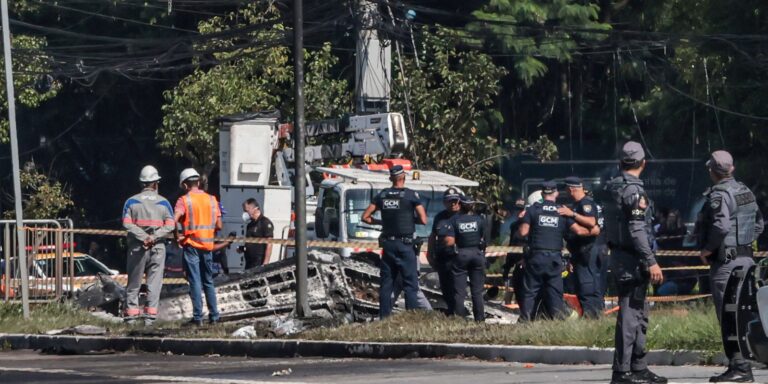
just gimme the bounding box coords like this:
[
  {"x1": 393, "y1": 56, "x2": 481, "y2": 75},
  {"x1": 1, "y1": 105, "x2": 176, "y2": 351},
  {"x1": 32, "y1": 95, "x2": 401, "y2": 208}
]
[
  {"x1": 362, "y1": 165, "x2": 428, "y2": 319},
  {"x1": 428, "y1": 187, "x2": 463, "y2": 313},
  {"x1": 698, "y1": 150, "x2": 763, "y2": 383},
  {"x1": 440, "y1": 194, "x2": 487, "y2": 321},
  {"x1": 517, "y1": 180, "x2": 590, "y2": 322},
  {"x1": 559, "y1": 176, "x2": 604, "y2": 318},
  {"x1": 604, "y1": 141, "x2": 666, "y2": 384}
]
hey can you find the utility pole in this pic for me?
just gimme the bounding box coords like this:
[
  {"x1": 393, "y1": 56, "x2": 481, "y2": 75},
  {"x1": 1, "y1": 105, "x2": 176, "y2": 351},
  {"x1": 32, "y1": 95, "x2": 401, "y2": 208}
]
[
  {"x1": 1, "y1": 0, "x2": 29, "y2": 318},
  {"x1": 293, "y1": 0, "x2": 310, "y2": 317},
  {"x1": 355, "y1": 0, "x2": 391, "y2": 113}
]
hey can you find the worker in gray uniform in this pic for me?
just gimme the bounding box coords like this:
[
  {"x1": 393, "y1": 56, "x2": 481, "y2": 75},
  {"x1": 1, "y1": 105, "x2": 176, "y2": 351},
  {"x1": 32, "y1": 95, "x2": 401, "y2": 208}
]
[
  {"x1": 122, "y1": 165, "x2": 175, "y2": 326},
  {"x1": 698, "y1": 150, "x2": 763, "y2": 383},
  {"x1": 604, "y1": 142, "x2": 666, "y2": 384}
]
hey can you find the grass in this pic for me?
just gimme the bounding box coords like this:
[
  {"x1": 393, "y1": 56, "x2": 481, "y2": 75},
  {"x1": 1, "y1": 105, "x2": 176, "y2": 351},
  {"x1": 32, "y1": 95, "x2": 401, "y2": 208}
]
[
  {"x1": 297, "y1": 303, "x2": 722, "y2": 352},
  {"x1": 0, "y1": 302, "x2": 723, "y2": 352},
  {"x1": 0, "y1": 302, "x2": 235, "y2": 338}
]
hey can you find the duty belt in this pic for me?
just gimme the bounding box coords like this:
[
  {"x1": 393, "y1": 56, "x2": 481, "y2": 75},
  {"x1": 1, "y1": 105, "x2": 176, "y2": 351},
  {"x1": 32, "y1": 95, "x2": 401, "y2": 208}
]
[
  {"x1": 381, "y1": 235, "x2": 414, "y2": 244},
  {"x1": 529, "y1": 248, "x2": 562, "y2": 252},
  {"x1": 722, "y1": 245, "x2": 753, "y2": 261}
]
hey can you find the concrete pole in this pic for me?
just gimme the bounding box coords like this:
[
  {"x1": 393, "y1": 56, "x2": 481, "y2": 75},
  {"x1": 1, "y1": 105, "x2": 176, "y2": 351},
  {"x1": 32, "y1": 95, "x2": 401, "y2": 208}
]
[
  {"x1": 1, "y1": 0, "x2": 30, "y2": 318},
  {"x1": 293, "y1": 0, "x2": 310, "y2": 317}
]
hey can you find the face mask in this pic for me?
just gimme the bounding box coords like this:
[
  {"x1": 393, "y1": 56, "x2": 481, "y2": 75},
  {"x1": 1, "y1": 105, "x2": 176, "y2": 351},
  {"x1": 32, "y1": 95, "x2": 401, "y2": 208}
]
[{"x1": 242, "y1": 212, "x2": 251, "y2": 223}]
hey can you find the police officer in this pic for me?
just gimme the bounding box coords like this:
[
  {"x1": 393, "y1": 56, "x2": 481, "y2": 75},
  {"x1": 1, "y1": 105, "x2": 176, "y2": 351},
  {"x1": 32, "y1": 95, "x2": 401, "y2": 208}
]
[
  {"x1": 240, "y1": 198, "x2": 274, "y2": 269},
  {"x1": 517, "y1": 181, "x2": 590, "y2": 322},
  {"x1": 428, "y1": 187, "x2": 463, "y2": 313},
  {"x1": 604, "y1": 141, "x2": 666, "y2": 384},
  {"x1": 441, "y1": 195, "x2": 486, "y2": 321},
  {"x1": 698, "y1": 150, "x2": 764, "y2": 383},
  {"x1": 559, "y1": 176, "x2": 604, "y2": 318},
  {"x1": 362, "y1": 165, "x2": 427, "y2": 319}
]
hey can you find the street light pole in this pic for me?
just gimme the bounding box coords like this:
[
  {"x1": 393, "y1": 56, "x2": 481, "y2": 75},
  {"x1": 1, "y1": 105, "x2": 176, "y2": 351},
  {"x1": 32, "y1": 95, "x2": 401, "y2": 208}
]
[
  {"x1": 1, "y1": 0, "x2": 30, "y2": 318},
  {"x1": 293, "y1": 0, "x2": 310, "y2": 317}
]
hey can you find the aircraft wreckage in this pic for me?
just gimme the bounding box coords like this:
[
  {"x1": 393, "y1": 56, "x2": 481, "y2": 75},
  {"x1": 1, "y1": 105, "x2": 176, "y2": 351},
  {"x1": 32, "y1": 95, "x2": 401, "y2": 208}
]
[{"x1": 154, "y1": 251, "x2": 517, "y2": 323}]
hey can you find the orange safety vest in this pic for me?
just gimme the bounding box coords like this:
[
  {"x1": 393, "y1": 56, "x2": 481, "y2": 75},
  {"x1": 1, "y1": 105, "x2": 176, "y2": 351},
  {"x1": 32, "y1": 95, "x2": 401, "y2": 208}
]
[{"x1": 181, "y1": 191, "x2": 218, "y2": 251}]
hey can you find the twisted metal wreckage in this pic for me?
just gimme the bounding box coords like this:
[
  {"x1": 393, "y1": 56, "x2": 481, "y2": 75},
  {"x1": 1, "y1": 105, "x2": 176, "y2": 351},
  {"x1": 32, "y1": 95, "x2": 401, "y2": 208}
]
[{"x1": 75, "y1": 251, "x2": 518, "y2": 325}]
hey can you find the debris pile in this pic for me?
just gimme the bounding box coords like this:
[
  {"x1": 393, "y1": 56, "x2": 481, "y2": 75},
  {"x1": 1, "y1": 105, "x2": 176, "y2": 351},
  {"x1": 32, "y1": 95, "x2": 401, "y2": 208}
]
[{"x1": 157, "y1": 251, "x2": 518, "y2": 324}]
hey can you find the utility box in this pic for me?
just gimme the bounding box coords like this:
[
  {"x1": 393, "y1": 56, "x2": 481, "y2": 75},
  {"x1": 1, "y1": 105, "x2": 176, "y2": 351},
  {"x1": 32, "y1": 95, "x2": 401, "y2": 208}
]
[
  {"x1": 217, "y1": 112, "x2": 290, "y2": 273},
  {"x1": 218, "y1": 113, "x2": 279, "y2": 187}
]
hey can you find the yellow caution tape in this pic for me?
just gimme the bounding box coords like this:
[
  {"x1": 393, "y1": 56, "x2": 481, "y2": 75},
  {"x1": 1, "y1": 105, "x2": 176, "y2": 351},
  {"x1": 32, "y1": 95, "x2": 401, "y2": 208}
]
[{"x1": 23, "y1": 227, "x2": 767, "y2": 258}]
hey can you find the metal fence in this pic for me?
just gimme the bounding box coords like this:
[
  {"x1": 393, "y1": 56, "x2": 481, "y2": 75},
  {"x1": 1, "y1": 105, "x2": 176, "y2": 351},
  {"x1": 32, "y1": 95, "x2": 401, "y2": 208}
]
[{"x1": 1, "y1": 219, "x2": 74, "y2": 302}]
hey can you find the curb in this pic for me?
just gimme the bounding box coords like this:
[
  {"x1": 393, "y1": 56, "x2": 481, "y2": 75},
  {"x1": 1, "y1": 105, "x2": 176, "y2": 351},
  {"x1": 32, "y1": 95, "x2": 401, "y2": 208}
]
[{"x1": 0, "y1": 333, "x2": 727, "y2": 366}]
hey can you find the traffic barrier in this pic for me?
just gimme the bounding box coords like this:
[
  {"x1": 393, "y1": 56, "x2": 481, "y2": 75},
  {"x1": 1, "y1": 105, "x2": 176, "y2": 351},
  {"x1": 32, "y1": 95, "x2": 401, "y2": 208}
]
[{"x1": 25, "y1": 226, "x2": 749, "y2": 259}]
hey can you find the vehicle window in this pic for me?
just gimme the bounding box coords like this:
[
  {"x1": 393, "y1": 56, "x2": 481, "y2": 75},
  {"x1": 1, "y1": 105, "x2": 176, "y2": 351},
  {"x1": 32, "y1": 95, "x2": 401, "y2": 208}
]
[
  {"x1": 36, "y1": 259, "x2": 55, "y2": 278},
  {"x1": 321, "y1": 188, "x2": 341, "y2": 237},
  {"x1": 345, "y1": 188, "x2": 441, "y2": 240},
  {"x1": 345, "y1": 189, "x2": 380, "y2": 240},
  {"x1": 76, "y1": 258, "x2": 109, "y2": 277}
]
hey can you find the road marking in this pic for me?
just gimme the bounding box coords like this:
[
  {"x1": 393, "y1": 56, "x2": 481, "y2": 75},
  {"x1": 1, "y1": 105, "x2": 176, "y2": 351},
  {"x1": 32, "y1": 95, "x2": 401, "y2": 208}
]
[{"x1": 0, "y1": 367, "x2": 315, "y2": 384}]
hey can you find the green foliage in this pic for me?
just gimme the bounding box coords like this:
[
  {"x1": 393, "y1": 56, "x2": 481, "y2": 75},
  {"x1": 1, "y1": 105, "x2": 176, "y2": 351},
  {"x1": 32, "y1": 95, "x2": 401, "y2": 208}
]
[
  {"x1": 392, "y1": 27, "x2": 504, "y2": 207},
  {"x1": 158, "y1": 3, "x2": 350, "y2": 176},
  {"x1": 471, "y1": 0, "x2": 610, "y2": 86},
  {"x1": 3, "y1": 165, "x2": 74, "y2": 220},
  {"x1": 0, "y1": 34, "x2": 60, "y2": 142},
  {"x1": 392, "y1": 27, "x2": 557, "y2": 215}
]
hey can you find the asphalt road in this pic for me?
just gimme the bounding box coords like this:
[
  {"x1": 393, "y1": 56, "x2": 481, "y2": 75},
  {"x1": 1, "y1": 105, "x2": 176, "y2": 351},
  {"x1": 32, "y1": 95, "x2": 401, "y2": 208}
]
[{"x1": 1, "y1": 351, "x2": 767, "y2": 384}]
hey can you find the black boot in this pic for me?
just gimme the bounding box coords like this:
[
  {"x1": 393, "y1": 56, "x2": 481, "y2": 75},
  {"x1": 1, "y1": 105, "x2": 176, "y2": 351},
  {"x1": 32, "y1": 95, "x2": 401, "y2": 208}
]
[
  {"x1": 611, "y1": 371, "x2": 647, "y2": 384},
  {"x1": 709, "y1": 367, "x2": 754, "y2": 383},
  {"x1": 633, "y1": 369, "x2": 668, "y2": 384}
]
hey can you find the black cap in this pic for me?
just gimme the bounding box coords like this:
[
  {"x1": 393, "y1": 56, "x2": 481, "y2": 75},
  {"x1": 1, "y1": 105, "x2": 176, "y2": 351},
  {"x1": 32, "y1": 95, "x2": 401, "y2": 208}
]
[
  {"x1": 564, "y1": 176, "x2": 582, "y2": 188},
  {"x1": 443, "y1": 187, "x2": 462, "y2": 201},
  {"x1": 390, "y1": 165, "x2": 405, "y2": 177},
  {"x1": 541, "y1": 181, "x2": 558, "y2": 195},
  {"x1": 459, "y1": 194, "x2": 475, "y2": 204}
]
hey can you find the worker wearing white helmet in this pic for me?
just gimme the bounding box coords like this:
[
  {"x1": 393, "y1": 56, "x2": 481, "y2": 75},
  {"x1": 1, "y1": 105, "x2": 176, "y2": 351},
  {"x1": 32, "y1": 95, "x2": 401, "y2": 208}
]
[
  {"x1": 174, "y1": 167, "x2": 222, "y2": 326},
  {"x1": 122, "y1": 165, "x2": 174, "y2": 326},
  {"x1": 526, "y1": 190, "x2": 543, "y2": 207}
]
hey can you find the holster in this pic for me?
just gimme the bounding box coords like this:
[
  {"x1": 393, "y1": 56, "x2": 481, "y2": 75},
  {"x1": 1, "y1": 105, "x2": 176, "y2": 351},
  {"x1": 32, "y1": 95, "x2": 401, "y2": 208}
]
[
  {"x1": 716, "y1": 245, "x2": 753, "y2": 263},
  {"x1": 613, "y1": 251, "x2": 650, "y2": 288}
]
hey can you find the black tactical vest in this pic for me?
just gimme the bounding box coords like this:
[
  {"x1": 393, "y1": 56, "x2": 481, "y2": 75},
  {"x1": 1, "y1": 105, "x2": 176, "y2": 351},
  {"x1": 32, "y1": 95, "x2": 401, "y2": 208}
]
[
  {"x1": 528, "y1": 201, "x2": 567, "y2": 251},
  {"x1": 452, "y1": 213, "x2": 484, "y2": 248},
  {"x1": 380, "y1": 188, "x2": 416, "y2": 236}
]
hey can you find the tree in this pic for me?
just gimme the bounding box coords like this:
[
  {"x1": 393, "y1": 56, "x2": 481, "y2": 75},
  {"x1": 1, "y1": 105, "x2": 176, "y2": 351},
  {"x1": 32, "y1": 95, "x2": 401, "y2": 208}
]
[
  {"x1": 3, "y1": 163, "x2": 73, "y2": 219},
  {"x1": 0, "y1": 5, "x2": 61, "y2": 142},
  {"x1": 391, "y1": 26, "x2": 557, "y2": 215},
  {"x1": 470, "y1": 0, "x2": 610, "y2": 86},
  {"x1": 158, "y1": 3, "x2": 350, "y2": 179}
]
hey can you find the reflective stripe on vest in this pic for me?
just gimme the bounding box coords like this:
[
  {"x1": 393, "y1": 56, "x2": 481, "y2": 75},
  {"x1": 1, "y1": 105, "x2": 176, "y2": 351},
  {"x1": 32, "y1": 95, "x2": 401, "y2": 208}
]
[{"x1": 182, "y1": 192, "x2": 217, "y2": 251}]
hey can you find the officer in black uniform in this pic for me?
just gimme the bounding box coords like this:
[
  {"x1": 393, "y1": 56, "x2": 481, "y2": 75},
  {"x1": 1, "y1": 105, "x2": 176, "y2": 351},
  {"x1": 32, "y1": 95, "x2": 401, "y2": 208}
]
[
  {"x1": 428, "y1": 187, "x2": 463, "y2": 314},
  {"x1": 441, "y1": 194, "x2": 486, "y2": 321},
  {"x1": 698, "y1": 150, "x2": 764, "y2": 383},
  {"x1": 362, "y1": 165, "x2": 427, "y2": 319},
  {"x1": 559, "y1": 176, "x2": 604, "y2": 318},
  {"x1": 240, "y1": 198, "x2": 275, "y2": 269},
  {"x1": 605, "y1": 141, "x2": 666, "y2": 384},
  {"x1": 517, "y1": 181, "x2": 589, "y2": 322}
]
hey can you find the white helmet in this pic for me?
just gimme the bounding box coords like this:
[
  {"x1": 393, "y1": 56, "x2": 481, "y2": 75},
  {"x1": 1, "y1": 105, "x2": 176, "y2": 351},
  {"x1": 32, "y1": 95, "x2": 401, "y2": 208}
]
[
  {"x1": 526, "y1": 190, "x2": 543, "y2": 206},
  {"x1": 179, "y1": 168, "x2": 200, "y2": 187},
  {"x1": 138, "y1": 165, "x2": 161, "y2": 183}
]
